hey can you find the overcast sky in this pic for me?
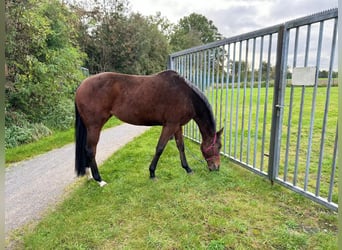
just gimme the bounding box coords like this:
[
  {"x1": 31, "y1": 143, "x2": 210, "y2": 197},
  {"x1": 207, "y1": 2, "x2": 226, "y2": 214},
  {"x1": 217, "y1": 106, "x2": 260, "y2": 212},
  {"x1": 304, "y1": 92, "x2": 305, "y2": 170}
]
[{"x1": 128, "y1": 0, "x2": 338, "y2": 37}]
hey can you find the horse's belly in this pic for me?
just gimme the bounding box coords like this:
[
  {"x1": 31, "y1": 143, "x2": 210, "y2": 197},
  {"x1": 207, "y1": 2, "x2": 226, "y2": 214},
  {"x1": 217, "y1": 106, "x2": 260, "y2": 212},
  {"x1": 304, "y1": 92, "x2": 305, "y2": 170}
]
[
  {"x1": 111, "y1": 108, "x2": 163, "y2": 126},
  {"x1": 112, "y1": 108, "x2": 191, "y2": 127}
]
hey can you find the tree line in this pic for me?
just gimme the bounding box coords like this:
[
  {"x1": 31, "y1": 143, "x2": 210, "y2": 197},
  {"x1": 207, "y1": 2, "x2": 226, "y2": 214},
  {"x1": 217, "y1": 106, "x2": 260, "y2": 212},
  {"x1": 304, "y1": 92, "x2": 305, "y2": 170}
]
[{"x1": 5, "y1": 0, "x2": 222, "y2": 148}]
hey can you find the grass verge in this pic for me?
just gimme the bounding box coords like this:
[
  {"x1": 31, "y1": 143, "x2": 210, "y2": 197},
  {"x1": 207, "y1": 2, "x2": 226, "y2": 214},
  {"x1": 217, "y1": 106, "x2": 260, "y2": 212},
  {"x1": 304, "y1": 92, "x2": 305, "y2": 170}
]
[
  {"x1": 11, "y1": 127, "x2": 337, "y2": 249},
  {"x1": 5, "y1": 117, "x2": 121, "y2": 165}
]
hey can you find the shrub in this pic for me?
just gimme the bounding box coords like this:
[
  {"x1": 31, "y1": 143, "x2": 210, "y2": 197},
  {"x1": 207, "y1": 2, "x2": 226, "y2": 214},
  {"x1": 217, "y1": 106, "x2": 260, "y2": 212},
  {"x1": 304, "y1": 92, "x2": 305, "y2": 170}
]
[
  {"x1": 42, "y1": 98, "x2": 74, "y2": 130},
  {"x1": 5, "y1": 110, "x2": 52, "y2": 148},
  {"x1": 5, "y1": 122, "x2": 52, "y2": 148}
]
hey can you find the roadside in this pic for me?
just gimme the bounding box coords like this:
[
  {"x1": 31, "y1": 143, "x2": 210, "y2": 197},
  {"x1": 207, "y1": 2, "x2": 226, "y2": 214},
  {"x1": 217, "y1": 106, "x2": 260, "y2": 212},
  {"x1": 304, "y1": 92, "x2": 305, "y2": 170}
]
[{"x1": 5, "y1": 124, "x2": 150, "y2": 237}]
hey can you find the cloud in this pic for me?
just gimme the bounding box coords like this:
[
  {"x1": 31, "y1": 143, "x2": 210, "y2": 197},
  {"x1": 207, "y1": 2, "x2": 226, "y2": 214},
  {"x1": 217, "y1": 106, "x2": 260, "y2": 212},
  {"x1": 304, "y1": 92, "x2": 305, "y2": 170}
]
[
  {"x1": 271, "y1": 0, "x2": 337, "y2": 22},
  {"x1": 206, "y1": 5, "x2": 265, "y2": 37},
  {"x1": 129, "y1": 0, "x2": 337, "y2": 38},
  {"x1": 204, "y1": 0, "x2": 337, "y2": 37}
]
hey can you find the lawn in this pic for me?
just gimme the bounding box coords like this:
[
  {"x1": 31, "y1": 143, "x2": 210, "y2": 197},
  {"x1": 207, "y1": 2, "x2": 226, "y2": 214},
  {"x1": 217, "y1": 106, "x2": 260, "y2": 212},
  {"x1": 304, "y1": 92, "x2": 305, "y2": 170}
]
[{"x1": 12, "y1": 127, "x2": 337, "y2": 249}]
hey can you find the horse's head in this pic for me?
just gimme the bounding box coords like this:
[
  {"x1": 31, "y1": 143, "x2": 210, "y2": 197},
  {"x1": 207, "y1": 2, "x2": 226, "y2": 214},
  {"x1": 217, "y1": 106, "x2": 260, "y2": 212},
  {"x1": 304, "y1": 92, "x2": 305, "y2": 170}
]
[{"x1": 201, "y1": 128, "x2": 223, "y2": 171}]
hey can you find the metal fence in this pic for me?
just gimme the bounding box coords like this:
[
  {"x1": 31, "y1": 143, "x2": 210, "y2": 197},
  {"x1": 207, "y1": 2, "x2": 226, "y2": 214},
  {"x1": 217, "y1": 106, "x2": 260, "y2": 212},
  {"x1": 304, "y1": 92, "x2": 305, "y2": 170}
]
[{"x1": 168, "y1": 9, "x2": 338, "y2": 211}]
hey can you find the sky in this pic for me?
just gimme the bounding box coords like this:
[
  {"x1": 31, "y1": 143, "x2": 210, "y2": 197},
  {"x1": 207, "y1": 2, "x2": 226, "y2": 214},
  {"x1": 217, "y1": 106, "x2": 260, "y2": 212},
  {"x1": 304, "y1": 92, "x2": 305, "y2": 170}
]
[{"x1": 128, "y1": 0, "x2": 338, "y2": 38}]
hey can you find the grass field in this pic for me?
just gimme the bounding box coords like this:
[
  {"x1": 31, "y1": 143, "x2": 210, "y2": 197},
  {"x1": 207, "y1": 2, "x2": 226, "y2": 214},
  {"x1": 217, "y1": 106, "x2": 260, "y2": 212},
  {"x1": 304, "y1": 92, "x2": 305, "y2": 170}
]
[
  {"x1": 9, "y1": 127, "x2": 337, "y2": 249},
  {"x1": 186, "y1": 84, "x2": 338, "y2": 204}
]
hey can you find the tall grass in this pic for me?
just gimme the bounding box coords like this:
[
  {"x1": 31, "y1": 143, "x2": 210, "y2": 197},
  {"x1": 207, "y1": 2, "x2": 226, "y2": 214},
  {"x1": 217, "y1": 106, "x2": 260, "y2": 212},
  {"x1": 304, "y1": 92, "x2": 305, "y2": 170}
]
[{"x1": 13, "y1": 127, "x2": 337, "y2": 249}]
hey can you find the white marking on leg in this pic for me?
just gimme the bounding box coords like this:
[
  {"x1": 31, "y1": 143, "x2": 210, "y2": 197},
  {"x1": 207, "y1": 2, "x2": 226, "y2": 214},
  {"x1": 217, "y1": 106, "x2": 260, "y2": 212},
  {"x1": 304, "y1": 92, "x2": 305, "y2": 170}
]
[
  {"x1": 98, "y1": 181, "x2": 107, "y2": 187},
  {"x1": 86, "y1": 168, "x2": 93, "y2": 180}
]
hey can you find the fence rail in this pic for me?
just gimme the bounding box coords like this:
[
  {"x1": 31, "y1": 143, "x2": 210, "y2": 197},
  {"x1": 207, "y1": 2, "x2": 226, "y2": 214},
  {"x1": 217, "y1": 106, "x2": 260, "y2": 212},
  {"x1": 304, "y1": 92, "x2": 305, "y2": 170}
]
[{"x1": 168, "y1": 9, "x2": 338, "y2": 211}]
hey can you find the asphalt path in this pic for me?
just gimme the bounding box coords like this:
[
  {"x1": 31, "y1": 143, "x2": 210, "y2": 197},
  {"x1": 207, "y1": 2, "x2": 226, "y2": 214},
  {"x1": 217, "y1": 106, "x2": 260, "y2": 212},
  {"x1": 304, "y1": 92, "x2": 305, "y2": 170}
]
[{"x1": 5, "y1": 123, "x2": 150, "y2": 236}]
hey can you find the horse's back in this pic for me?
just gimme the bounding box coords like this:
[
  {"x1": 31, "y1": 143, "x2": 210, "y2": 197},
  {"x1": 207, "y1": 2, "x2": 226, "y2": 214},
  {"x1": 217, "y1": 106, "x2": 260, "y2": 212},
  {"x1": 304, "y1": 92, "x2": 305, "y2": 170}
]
[{"x1": 76, "y1": 70, "x2": 196, "y2": 126}]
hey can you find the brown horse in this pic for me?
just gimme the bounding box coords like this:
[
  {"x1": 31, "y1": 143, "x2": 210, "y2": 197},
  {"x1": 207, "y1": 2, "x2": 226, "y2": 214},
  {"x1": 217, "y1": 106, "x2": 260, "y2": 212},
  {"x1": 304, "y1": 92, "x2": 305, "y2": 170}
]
[{"x1": 75, "y1": 70, "x2": 223, "y2": 186}]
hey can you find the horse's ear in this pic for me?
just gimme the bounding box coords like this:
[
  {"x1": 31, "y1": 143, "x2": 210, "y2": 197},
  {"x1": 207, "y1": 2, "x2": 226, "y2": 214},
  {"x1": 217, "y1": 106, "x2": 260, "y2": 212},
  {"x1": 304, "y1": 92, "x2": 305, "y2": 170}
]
[{"x1": 217, "y1": 128, "x2": 224, "y2": 137}]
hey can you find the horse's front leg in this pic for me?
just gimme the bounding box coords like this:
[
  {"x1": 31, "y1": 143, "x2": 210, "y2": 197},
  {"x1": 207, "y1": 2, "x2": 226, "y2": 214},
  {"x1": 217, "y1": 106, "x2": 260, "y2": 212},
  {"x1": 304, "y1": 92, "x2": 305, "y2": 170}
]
[
  {"x1": 174, "y1": 127, "x2": 192, "y2": 174},
  {"x1": 149, "y1": 126, "x2": 175, "y2": 179}
]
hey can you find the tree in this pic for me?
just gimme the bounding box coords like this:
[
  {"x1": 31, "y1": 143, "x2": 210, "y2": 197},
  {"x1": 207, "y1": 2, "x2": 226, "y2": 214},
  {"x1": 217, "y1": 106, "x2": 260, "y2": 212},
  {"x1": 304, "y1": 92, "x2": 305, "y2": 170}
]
[
  {"x1": 148, "y1": 12, "x2": 175, "y2": 42},
  {"x1": 123, "y1": 13, "x2": 170, "y2": 74},
  {"x1": 319, "y1": 70, "x2": 329, "y2": 78},
  {"x1": 5, "y1": 0, "x2": 86, "y2": 147},
  {"x1": 78, "y1": 5, "x2": 169, "y2": 74},
  {"x1": 170, "y1": 13, "x2": 222, "y2": 52}
]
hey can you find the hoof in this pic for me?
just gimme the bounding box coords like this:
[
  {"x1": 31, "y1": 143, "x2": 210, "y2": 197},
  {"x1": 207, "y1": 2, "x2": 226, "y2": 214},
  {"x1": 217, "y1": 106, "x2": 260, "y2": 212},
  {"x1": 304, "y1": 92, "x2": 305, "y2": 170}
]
[
  {"x1": 98, "y1": 180, "x2": 107, "y2": 187},
  {"x1": 150, "y1": 177, "x2": 157, "y2": 181},
  {"x1": 185, "y1": 167, "x2": 193, "y2": 174},
  {"x1": 187, "y1": 170, "x2": 194, "y2": 175}
]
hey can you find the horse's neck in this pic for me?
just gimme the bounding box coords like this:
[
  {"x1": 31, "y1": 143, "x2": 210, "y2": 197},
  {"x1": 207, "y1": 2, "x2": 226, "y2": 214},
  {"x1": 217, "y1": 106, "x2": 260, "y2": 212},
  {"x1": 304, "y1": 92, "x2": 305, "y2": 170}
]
[{"x1": 193, "y1": 101, "x2": 216, "y2": 141}]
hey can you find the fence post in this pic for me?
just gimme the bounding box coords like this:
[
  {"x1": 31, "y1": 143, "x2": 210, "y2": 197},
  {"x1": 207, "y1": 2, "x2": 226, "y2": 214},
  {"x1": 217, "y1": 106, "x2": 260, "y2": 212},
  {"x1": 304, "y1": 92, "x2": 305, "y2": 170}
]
[
  {"x1": 268, "y1": 24, "x2": 288, "y2": 183},
  {"x1": 167, "y1": 55, "x2": 173, "y2": 70}
]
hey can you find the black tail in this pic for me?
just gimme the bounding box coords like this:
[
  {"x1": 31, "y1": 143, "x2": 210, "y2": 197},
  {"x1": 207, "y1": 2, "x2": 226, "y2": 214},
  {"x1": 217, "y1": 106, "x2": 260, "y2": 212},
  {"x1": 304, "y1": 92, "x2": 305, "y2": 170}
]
[{"x1": 75, "y1": 103, "x2": 88, "y2": 176}]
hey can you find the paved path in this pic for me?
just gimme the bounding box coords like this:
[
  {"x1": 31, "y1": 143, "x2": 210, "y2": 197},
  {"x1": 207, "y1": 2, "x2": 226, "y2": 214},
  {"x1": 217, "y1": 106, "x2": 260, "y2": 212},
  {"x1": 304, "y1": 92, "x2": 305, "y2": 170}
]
[{"x1": 5, "y1": 124, "x2": 150, "y2": 236}]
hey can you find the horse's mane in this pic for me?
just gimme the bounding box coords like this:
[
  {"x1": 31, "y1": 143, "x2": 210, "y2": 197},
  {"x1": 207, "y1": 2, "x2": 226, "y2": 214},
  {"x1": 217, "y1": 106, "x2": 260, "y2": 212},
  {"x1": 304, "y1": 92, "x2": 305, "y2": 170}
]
[{"x1": 162, "y1": 70, "x2": 216, "y2": 130}]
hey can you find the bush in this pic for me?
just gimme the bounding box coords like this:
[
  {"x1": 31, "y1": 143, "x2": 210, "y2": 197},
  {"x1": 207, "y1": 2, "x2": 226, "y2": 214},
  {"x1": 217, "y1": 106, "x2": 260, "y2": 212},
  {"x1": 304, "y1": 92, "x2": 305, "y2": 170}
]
[
  {"x1": 5, "y1": 110, "x2": 52, "y2": 148},
  {"x1": 5, "y1": 122, "x2": 52, "y2": 148},
  {"x1": 42, "y1": 98, "x2": 74, "y2": 130},
  {"x1": 5, "y1": 125, "x2": 33, "y2": 148},
  {"x1": 5, "y1": 96, "x2": 76, "y2": 148}
]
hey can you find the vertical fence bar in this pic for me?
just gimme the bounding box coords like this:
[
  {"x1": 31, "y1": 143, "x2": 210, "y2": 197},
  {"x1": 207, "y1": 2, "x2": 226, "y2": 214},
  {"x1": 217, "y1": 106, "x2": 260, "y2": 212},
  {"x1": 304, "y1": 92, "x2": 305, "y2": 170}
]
[
  {"x1": 222, "y1": 46, "x2": 226, "y2": 131},
  {"x1": 219, "y1": 46, "x2": 224, "y2": 130},
  {"x1": 199, "y1": 51, "x2": 203, "y2": 91},
  {"x1": 316, "y1": 17, "x2": 337, "y2": 196},
  {"x1": 182, "y1": 55, "x2": 186, "y2": 75},
  {"x1": 167, "y1": 55, "x2": 173, "y2": 70},
  {"x1": 215, "y1": 48, "x2": 219, "y2": 123},
  {"x1": 178, "y1": 56, "x2": 182, "y2": 74},
  {"x1": 254, "y1": 36, "x2": 264, "y2": 168},
  {"x1": 198, "y1": 51, "x2": 204, "y2": 140},
  {"x1": 260, "y1": 34, "x2": 273, "y2": 172},
  {"x1": 247, "y1": 38, "x2": 256, "y2": 164},
  {"x1": 210, "y1": 49, "x2": 215, "y2": 117},
  {"x1": 207, "y1": 49, "x2": 212, "y2": 123},
  {"x1": 186, "y1": 54, "x2": 191, "y2": 137},
  {"x1": 304, "y1": 21, "x2": 323, "y2": 192},
  {"x1": 210, "y1": 50, "x2": 213, "y2": 111},
  {"x1": 235, "y1": 41, "x2": 242, "y2": 159},
  {"x1": 189, "y1": 53, "x2": 194, "y2": 139},
  {"x1": 328, "y1": 125, "x2": 337, "y2": 202},
  {"x1": 284, "y1": 27, "x2": 298, "y2": 182},
  {"x1": 268, "y1": 25, "x2": 288, "y2": 182},
  {"x1": 183, "y1": 55, "x2": 187, "y2": 135},
  {"x1": 229, "y1": 43, "x2": 236, "y2": 156},
  {"x1": 223, "y1": 45, "x2": 230, "y2": 154},
  {"x1": 294, "y1": 24, "x2": 311, "y2": 186},
  {"x1": 240, "y1": 40, "x2": 249, "y2": 161},
  {"x1": 203, "y1": 50, "x2": 207, "y2": 91}
]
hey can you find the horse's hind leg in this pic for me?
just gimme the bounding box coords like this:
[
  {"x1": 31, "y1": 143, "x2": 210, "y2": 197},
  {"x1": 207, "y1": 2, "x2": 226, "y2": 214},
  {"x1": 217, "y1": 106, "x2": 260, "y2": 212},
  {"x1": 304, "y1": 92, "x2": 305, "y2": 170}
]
[
  {"x1": 86, "y1": 126, "x2": 107, "y2": 187},
  {"x1": 174, "y1": 127, "x2": 192, "y2": 174}
]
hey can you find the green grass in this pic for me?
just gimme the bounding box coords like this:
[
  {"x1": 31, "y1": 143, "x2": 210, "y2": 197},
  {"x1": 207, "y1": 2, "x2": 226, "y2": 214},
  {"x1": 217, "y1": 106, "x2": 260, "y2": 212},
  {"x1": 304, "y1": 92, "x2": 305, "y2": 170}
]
[
  {"x1": 5, "y1": 117, "x2": 121, "y2": 165},
  {"x1": 10, "y1": 127, "x2": 337, "y2": 249},
  {"x1": 187, "y1": 85, "x2": 338, "y2": 203}
]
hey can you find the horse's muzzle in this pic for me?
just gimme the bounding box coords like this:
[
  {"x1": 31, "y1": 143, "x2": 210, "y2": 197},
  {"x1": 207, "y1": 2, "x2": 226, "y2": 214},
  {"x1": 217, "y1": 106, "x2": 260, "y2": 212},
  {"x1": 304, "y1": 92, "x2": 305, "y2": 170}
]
[{"x1": 208, "y1": 164, "x2": 220, "y2": 171}]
